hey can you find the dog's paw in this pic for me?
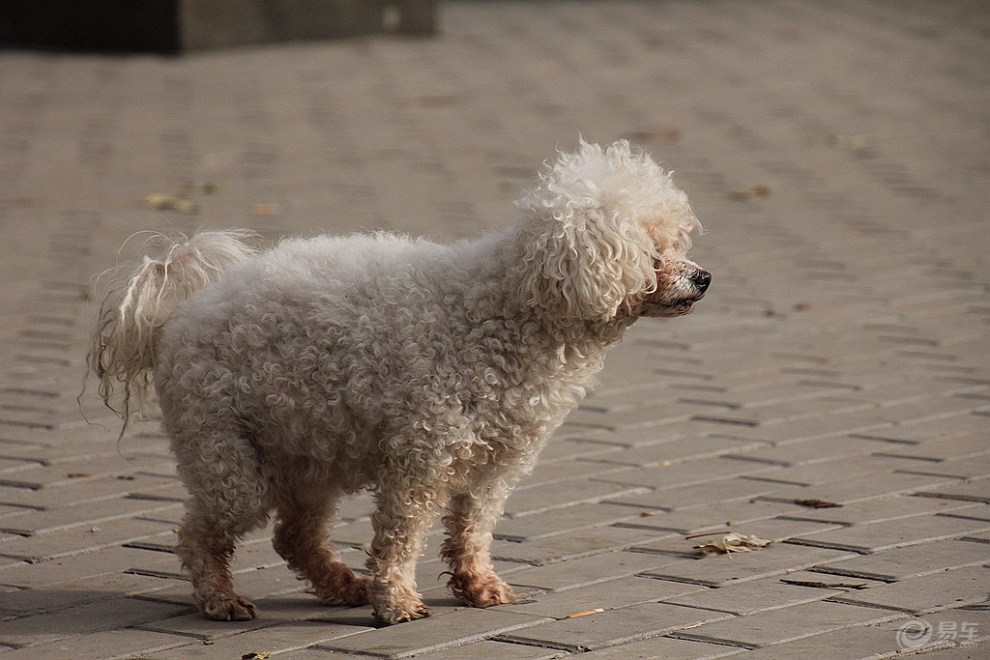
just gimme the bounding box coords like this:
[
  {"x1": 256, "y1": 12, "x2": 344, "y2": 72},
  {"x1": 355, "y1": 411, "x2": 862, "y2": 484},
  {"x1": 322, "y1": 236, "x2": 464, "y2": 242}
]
[
  {"x1": 317, "y1": 575, "x2": 372, "y2": 607},
  {"x1": 200, "y1": 593, "x2": 258, "y2": 621},
  {"x1": 449, "y1": 572, "x2": 516, "y2": 608},
  {"x1": 375, "y1": 599, "x2": 431, "y2": 625}
]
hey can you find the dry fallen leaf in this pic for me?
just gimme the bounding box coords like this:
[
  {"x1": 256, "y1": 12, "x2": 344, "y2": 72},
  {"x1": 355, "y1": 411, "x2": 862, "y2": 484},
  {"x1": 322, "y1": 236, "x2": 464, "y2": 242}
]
[
  {"x1": 694, "y1": 532, "x2": 773, "y2": 556},
  {"x1": 727, "y1": 185, "x2": 771, "y2": 201},
  {"x1": 145, "y1": 193, "x2": 198, "y2": 215},
  {"x1": 241, "y1": 653, "x2": 271, "y2": 660},
  {"x1": 794, "y1": 498, "x2": 842, "y2": 509},
  {"x1": 251, "y1": 203, "x2": 281, "y2": 216},
  {"x1": 66, "y1": 472, "x2": 91, "y2": 478}
]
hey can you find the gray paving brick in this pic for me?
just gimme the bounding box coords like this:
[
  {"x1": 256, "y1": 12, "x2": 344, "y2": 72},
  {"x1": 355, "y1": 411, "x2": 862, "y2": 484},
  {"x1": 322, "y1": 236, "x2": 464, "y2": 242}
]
[
  {"x1": 494, "y1": 503, "x2": 644, "y2": 542},
  {"x1": 606, "y1": 474, "x2": 786, "y2": 512},
  {"x1": 576, "y1": 635, "x2": 744, "y2": 659},
  {"x1": 0, "y1": 596, "x2": 192, "y2": 648},
  {"x1": 857, "y1": 413, "x2": 989, "y2": 444},
  {"x1": 502, "y1": 480, "x2": 650, "y2": 517},
  {"x1": 785, "y1": 513, "x2": 990, "y2": 554},
  {"x1": 596, "y1": 457, "x2": 777, "y2": 490},
  {"x1": 661, "y1": 572, "x2": 868, "y2": 616},
  {"x1": 614, "y1": 498, "x2": 807, "y2": 535},
  {"x1": 0, "y1": 517, "x2": 175, "y2": 562},
  {"x1": 913, "y1": 480, "x2": 990, "y2": 504},
  {"x1": 582, "y1": 434, "x2": 768, "y2": 467},
  {"x1": 503, "y1": 574, "x2": 705, "y2": 619},
  {"x1": 829, "y1": 565, "x2": 990, "y2": 614},
  {"x1": 491, "y1": 525, "x2": 666, "y2": 566},
  {"x1": 670, "y1": 600, "x2": 904, "y2": 649},
  {"x1": 813, "y1": 539, "x2": 990, "y2": 582},
  {"x1": 317, "y1": 608, "x2": 549, "y2": 658},
  {"x1": 736, "y1": 619, "x2": 930, "y2": 659},
  {"x1": 498, "y1": 601, "x2": 731, "y2": 653},
  {"x1": 757, "y1": 471, "x2": 961, "y2": 506},
  {"x1": 0, "y1": 497, "x2": 179, "y2": 536},
  {"x1": 0, "y1": 629, "x2": 194, "y2": 660},
  {"x1": 410, "y1": 640, "x2": 570, "y2": 660},
  {"x1": 503, "y1": 550, "x2": 673, "y2": 592},
  {"x1": 724, "y1": 434, "x2": 890, "y2": 467},
  {"x1": 638, "y1": 544, "x2": 856, "y2": 588},
  {"x1": 778, "y1": 492, "x2": 985, "y2": 526},
  {"x1": 0, "y1": 545, "x2": 176, "y2": 588}
]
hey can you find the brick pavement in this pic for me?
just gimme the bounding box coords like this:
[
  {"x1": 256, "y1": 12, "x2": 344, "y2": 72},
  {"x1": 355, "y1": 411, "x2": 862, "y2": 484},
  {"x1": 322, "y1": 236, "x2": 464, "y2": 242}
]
[{"x1": 1, "y1": 1, "x2": 988, "y2": 658}]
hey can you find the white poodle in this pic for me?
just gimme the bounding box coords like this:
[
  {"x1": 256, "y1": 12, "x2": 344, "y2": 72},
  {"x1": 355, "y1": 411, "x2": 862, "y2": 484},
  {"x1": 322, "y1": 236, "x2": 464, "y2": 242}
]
[{"x1": 88, "y1": 140, "x2": 710, "y2": 624}]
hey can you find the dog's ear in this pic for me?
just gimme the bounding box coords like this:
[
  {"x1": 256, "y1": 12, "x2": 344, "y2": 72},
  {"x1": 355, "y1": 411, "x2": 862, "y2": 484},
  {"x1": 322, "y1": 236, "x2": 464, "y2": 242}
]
[{"x1": 512, "y1": 186, "x2": 655, "y2": 321}]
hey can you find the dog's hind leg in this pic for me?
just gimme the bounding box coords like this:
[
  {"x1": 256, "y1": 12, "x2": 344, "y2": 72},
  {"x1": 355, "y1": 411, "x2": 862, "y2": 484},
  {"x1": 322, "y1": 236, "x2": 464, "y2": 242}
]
[
  {"x1": 171, "y1": 431, "x2": 270, "y2": 621},
  {"x1": 272, "y1": 479, "x2": 370, "y2": 606}
]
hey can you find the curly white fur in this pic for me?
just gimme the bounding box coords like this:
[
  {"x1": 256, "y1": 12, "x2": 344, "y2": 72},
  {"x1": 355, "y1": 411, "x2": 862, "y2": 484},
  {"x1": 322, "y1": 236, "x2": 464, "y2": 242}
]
[{"x1": 87, "y1": 140, "x2": 709, "y2": 624}]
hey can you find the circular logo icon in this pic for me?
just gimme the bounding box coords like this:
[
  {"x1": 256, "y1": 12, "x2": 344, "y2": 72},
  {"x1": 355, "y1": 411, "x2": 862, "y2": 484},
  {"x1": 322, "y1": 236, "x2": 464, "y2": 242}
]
[{"x1": 896, "y1": 619, "x2": 933, "y2": 650}]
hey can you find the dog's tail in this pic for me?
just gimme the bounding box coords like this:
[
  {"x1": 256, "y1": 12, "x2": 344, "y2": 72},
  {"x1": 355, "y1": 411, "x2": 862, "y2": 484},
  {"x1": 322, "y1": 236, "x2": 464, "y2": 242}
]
[{"x1": 86, "y1": 230, "x2": 258, "y2": 432}]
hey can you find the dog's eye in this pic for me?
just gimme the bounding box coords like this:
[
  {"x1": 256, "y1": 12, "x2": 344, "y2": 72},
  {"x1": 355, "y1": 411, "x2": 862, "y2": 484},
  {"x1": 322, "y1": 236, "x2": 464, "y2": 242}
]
[{"x1": 652, "y1": 256, "x2": 664, "y2": 271}]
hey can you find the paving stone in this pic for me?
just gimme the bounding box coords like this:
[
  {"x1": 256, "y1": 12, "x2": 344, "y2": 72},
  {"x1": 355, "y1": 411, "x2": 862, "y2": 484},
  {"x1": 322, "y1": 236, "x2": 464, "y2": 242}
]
[
  {"x1": 0, "y1": 569, "x2": 177, "y2": 616},
  {"x1": 898, "y1": 457, "x2": 990, "y2": 480},
  {"x1": 605, "y1": 475, "x2": 786, "y2": 513},
  {"x1": 724, "y1": 434, "x2": 890, "y2": 467},
  {"x1": 758, "y1": 471, "x2": 962, "y2": 506},
  {"x1": 494, "y1": 503, "x2": 646, "y2": 542},
  {"x1": 498, "y1": 601, "x2": 732, "y2": 652},
  {"x1": 778, "y1": 493, "x2": 984, "y2": 526},
  {"x1": 491, "y1": 525, "x2": 666, "y2": 566},
  {"x1": 148, "y1": 621, "x2": 372, "y2": 657},
  {"x1": 0, "y1": 544, "x2": 176, "y2": 588},
  {"x1": 743, "y1": 456, "x2": 913, "y2": 487},
  {"x1": 785, "y1": 513, "x2": 990, "y2": 554},
  {"x1": 638, "y1": 544, "x2": 856, "y2": 588},
  {"x1": 0, "y1": 496, "x2": 179, "y2": 536},
  {"x1": 503, "y1": 574, "x2": 706, "y2": 619},
  {"x1": 316, "y1": 608, "x2": 550, "y2": 658},
  {"x1": 857, "y1": 414, "x2": 990, "y2": 444},
  {"x1": 595, "y1": 457, "x2": 778, "y2": 490},
  {"x1": 813, "y1": 539, "x2": 990, "y2": 582},
  {"x1": 503, "y1": 550, "x2": 674, "y2": 592},
  {"x1": 669, "y1": 600, "x2": 904, "y2": 649},
  {"x1": 872, "y1": 434, "x2": 987, "y2": 464},
  {"x1": 502, "y1": 480, "x2": 650, "y2": 517},
  {"x1": 0, "y1": 629, "x2": 194, "y2": 660},
  {"x1": 0, "y1": 517, "x2": 175, "y2": 562},
  {"x1": 578, "y1": 635, "x2": 746, "y2": 658},
  {"x1": 736, "y1": 619, "x2": 931, "y2": 659},
  {"x1": 913, "y1": 480, "x2": 990, "y2": 504},
  {"x1": 581, "y1": 434, "x2": 769, "y2": 468},
  {"x1": 0, "y1": 596, "x2": 192, "y2": 647},
  {"x1": 661, "y1": 572, "x2": 865, "y2": 616},
  {"x1": 410, "y1": 639, "x2": 571, "y2": 660},
  {"x1": 828, "y1": 565, "x2": 990, "y2": 614},
  {"x1": 0, "y1": 471, "x2": 179, "y2": 509}
]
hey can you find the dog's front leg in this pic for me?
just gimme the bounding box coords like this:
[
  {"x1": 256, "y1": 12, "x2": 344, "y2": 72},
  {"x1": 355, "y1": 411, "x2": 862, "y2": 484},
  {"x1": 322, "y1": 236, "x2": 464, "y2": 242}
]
[
  {"x1": 440, "y1": 484, "x2": 516, "y2": 608},
  {"x1": 366, "y1": 483, "x2": 441, "y2": 624}
]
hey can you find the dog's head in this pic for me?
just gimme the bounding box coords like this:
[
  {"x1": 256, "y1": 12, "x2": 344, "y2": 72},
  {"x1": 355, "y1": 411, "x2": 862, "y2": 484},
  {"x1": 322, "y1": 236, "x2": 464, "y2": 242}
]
[{"x1": 513, "y1": 140, "x2": 710, "y2": 321}]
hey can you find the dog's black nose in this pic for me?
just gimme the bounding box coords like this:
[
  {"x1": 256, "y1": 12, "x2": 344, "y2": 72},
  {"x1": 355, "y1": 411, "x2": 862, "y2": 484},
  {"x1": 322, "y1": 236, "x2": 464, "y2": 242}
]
[{"x1": 692, "y1": 270, "x2": 712, "y2": 292}]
